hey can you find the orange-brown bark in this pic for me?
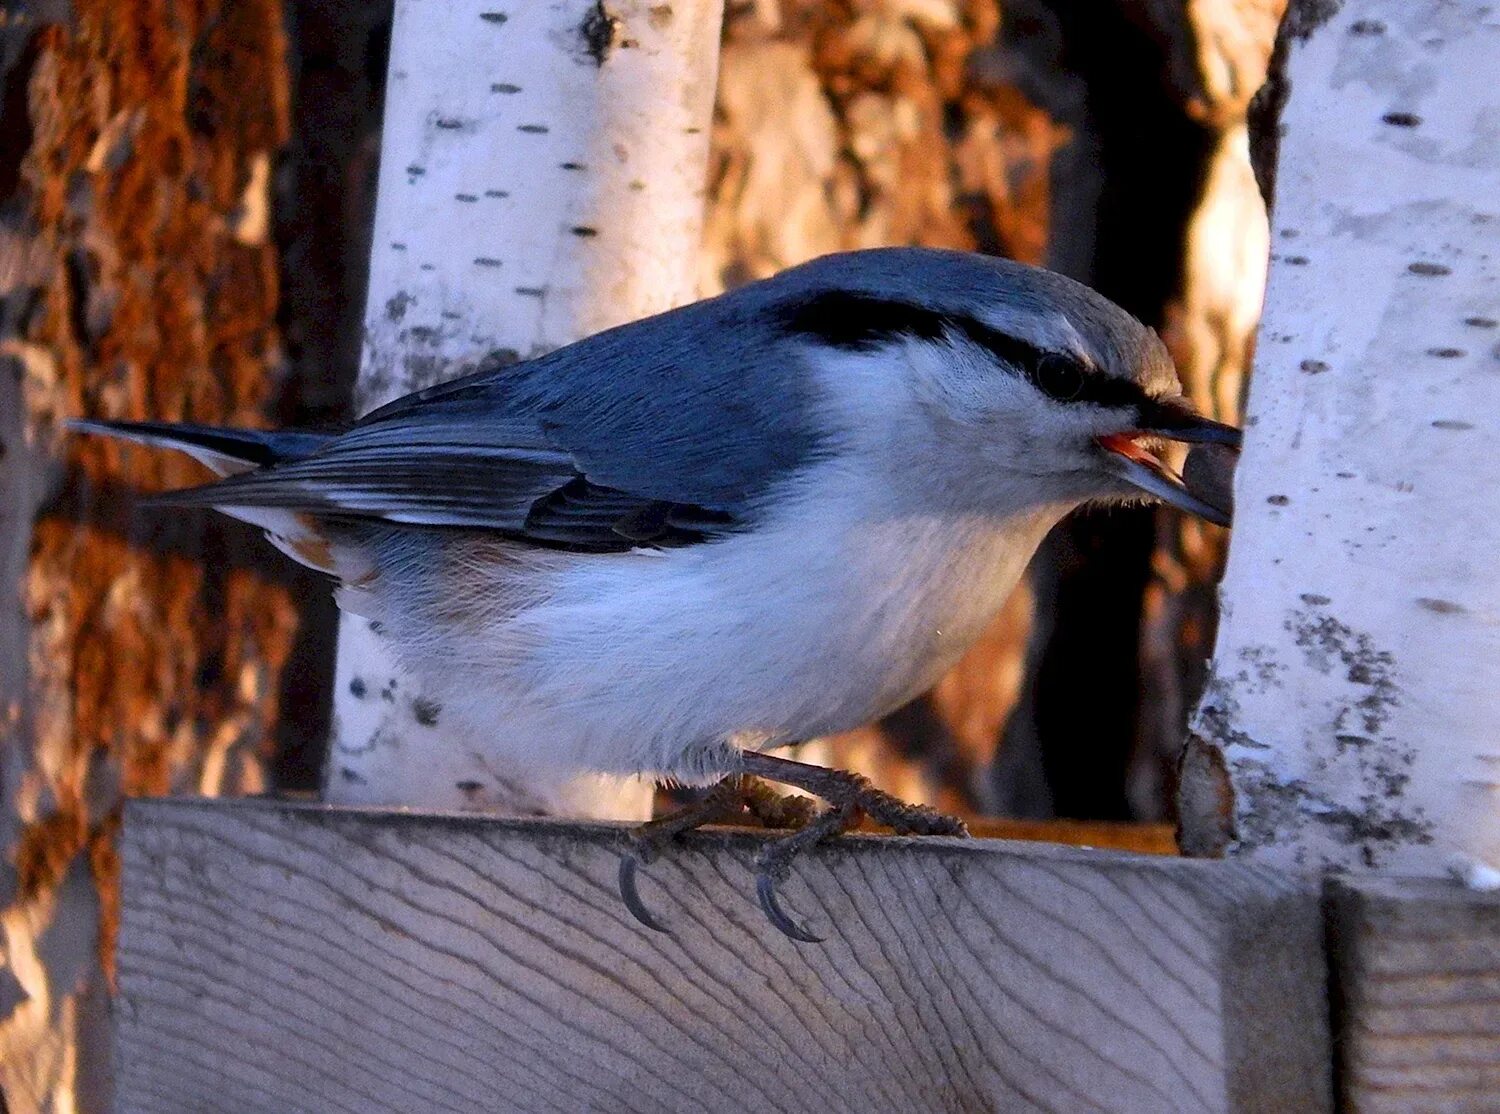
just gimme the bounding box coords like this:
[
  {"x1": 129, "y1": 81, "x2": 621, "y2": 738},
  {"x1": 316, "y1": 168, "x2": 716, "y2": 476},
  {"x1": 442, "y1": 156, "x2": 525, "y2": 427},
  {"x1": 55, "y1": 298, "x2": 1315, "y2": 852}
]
[
  {"x1": 703, "y1": 0, "x2": 1069, "y2": 812},
  {"x1": 0, "y1": 1, "x2": 293, "y2": 1107}
]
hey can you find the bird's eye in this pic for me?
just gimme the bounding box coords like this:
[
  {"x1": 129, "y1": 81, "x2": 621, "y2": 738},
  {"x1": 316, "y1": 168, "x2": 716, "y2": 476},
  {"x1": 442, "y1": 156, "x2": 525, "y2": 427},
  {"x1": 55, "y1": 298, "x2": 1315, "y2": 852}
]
[{"x1": 1032, "y1": 354, "x2": 1086, "y2": 402}]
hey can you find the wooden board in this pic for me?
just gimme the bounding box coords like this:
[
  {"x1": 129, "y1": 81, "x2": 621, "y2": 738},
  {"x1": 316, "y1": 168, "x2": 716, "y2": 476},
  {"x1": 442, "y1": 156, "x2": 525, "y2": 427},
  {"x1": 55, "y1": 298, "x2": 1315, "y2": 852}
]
[
  {"x1": 1327, "y1": 875, "x2": 1500, "y2": 1112},
  {"x1": 966, "y1": 819, "x2": 1178, "y2": 856},
  {"x1": 115, "y1": 798, "x2": 1330, "y2": 1113}
]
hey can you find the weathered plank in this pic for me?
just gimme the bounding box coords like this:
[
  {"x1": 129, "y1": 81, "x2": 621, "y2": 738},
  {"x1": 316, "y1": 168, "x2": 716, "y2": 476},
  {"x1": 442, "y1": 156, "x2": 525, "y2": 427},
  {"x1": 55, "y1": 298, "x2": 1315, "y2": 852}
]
[
  {"x1": 1327, "y1": 876, "x2": 1500, "y2": 1112},
  {"x1": 966, "y1": 819, "x2": 1178, "y2": 856},
  {"x1": 115, "y1": 798, "x2": 1330, "y2": 1113}
]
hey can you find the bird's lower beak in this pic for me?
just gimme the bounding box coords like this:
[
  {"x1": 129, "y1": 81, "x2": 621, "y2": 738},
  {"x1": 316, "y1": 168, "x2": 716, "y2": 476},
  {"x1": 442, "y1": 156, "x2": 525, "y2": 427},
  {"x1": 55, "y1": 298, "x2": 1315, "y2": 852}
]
[{"x1": 1096, "y1": 412, "x2": 1241, "y2": 527}]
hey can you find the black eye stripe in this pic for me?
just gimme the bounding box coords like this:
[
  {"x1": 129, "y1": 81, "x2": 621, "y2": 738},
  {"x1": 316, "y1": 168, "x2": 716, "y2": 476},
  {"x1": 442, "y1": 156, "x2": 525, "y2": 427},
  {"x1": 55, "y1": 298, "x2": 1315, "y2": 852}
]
[
  {"x1": 777, "y1": 291, "x2": 1153, "y2": 411},
  {"x1": 776, "y1": 291, "x2": 950, "y2": 348}
]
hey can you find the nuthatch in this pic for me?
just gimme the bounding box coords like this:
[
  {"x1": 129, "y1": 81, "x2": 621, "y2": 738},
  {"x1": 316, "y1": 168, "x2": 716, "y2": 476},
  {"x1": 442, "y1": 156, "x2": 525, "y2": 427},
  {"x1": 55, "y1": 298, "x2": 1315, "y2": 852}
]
[{"x1": 74, "y1": 248, "x2": 1239, "y2": 941}]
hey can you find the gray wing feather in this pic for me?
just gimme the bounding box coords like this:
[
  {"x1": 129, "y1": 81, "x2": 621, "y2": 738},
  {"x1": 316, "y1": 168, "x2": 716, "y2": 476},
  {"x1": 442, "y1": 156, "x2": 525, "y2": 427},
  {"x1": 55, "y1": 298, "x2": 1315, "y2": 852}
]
[{"x1": 154, "y1": 286, "x2": 825, "y2": 550}]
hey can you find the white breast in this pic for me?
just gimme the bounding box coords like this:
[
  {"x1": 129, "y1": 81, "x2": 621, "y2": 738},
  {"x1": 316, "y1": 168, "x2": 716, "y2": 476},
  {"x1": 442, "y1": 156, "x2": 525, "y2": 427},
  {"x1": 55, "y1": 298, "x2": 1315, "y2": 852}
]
[{"x1": 391, "y1": 460, "x2": 1065, "y2": 783}]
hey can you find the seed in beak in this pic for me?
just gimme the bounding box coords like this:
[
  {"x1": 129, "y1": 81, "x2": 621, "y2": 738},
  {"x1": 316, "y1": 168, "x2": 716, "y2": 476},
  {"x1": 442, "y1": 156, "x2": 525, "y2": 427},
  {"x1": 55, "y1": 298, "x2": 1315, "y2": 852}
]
[{"x1": 1096, "y1": 431, "x2": 1233, "y2": 527}]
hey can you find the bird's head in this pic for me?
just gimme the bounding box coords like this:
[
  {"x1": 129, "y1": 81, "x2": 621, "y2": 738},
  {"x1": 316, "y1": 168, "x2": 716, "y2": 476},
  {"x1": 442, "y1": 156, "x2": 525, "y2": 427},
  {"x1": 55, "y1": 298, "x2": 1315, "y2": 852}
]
[{"x1": 770, "y1": 248, "x2": 1240, "y2": 525}]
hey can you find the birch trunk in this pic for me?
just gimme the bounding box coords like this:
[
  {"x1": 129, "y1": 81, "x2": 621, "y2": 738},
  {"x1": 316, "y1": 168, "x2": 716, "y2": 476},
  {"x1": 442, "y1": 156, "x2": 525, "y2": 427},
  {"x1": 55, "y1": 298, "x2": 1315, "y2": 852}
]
[
  {"x1": 325, "y1": 0, "x2": 724, "y2": 816},
  {"x1": 1185, "y1": 0, "x2": 1500, "y2": 874}
]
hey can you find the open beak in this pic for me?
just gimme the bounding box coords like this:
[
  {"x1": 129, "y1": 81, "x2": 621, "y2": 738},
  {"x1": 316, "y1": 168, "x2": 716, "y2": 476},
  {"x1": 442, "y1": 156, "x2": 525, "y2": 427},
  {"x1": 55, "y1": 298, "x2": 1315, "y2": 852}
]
[{"x1": 1096, "y1": 407, "x2": 1241, "y2": 528}]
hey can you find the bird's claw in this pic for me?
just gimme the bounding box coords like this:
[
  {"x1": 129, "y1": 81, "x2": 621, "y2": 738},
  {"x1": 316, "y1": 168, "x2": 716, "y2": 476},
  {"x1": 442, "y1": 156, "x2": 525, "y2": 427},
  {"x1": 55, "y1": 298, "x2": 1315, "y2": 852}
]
[
  {"x1": 755, "y1": 868, "x2": 824, "y2": 943},
  {"x1": 615, "y1": 763, "x2": 963, "y2": 944},
  {"x1": 615, "y1": 775, "x2": 756, "y2": 934},
  {"x1": 747, "y1": 799, "x2": 853, "y2": 944},
  {"x1": 618, "y1": 850, "x2": 671, "y2": 933}
]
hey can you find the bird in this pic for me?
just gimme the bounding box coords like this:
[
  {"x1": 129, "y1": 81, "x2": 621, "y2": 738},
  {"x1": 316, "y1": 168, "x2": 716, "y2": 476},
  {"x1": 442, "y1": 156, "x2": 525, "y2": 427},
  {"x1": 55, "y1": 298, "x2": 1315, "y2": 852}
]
[{"x1": 72, "y1": 247, "x2": 1239, "y2": 941}]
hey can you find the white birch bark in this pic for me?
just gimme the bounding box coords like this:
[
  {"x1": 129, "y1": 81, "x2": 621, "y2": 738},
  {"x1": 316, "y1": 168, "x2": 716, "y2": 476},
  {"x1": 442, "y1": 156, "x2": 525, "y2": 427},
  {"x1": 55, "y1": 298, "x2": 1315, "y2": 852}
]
[
  {"x1": 1188, "y1": 0, "x2": 1500, "y2": 875},
  {"x1": 325, "y1": 0, "x2": 724, "y2": 816}
]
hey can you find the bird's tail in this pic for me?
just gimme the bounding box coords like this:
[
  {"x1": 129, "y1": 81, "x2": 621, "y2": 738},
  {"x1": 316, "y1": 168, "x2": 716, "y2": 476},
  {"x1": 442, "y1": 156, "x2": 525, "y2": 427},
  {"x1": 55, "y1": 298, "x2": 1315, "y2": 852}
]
[
  {"x1": 67, "y1": 418, "x2": 366, "y2": 580},
  {"x1": 67, "y1": 419, "x2": 335, "y2": 477}
]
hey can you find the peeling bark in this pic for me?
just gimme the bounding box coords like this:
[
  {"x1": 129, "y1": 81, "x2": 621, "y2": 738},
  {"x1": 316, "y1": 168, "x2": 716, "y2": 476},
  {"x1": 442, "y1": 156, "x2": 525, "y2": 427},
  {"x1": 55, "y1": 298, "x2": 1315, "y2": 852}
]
[
  {"x1": 0, "y1": 1, "x2": 294, "y2": 1109},
  {"x1": 1132, "y1": 3, "x2": 1281, "y2": 822},
  {"x1": 1137, "y1": 118, "x2": 1272, "y2": 818}
]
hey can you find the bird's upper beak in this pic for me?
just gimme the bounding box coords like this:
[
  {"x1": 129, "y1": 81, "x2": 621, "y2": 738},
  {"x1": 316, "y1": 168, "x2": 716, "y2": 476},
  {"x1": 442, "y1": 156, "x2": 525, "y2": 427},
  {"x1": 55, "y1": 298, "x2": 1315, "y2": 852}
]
[{"x1": 1095, "y1": 404, "x2": 1241, "y2": 527}]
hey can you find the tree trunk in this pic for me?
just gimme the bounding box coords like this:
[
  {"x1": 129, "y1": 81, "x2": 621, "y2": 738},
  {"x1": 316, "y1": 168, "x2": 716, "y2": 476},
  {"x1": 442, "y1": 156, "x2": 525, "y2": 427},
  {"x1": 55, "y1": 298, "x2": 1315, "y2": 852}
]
[
  {"x1": 700, "y1": 0, "x2": 1072, "y2": 816},
  {"x1": 323, "y1": 0, "x2": 724, "y2": 817},
  {"x1": 1184, "y1": 0, "x2": 1500, "y2": 874},
  {"x1": 0, "y1": 2, "x2": 293, "y2": 1109},
  {"x1": 1130, "y1": 0, "x2": 1282, "y2": 818}
]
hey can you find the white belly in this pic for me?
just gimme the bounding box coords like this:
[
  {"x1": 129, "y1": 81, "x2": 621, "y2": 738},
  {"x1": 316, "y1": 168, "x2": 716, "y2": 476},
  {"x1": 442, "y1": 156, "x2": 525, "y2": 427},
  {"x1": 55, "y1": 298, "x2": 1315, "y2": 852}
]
[
  {"x1": 350, "y1": 424, "x2": 1069, "y2": 783},
  {"x1": 376, "y1": 478, "x2": 1064, "y2": 782}
]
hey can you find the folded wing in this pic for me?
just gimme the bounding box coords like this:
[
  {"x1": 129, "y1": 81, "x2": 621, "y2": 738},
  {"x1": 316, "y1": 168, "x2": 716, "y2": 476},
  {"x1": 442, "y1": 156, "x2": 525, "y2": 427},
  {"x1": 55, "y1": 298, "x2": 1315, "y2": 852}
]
[{"x1": 151, "y1": 290, "x2": 825, "y2": 553}]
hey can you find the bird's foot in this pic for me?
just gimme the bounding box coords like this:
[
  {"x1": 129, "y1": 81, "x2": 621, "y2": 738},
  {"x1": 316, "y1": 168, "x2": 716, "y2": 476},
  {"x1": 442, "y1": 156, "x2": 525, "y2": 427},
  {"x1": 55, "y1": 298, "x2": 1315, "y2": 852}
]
[
  {"x1": 741, "y1": 750, "x2": 969, "y2": 943},
  {"x1": 618, "y1": 775, "x2": 816, "y2": 932},
  {"x1": 617, "y1": 754, "x2": 967, "y2": 943}
]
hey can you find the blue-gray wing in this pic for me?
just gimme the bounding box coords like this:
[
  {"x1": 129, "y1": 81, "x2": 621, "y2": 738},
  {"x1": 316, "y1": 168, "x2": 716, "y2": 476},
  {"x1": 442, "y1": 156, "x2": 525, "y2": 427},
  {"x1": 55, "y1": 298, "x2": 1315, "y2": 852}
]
[{"x1": 155, "y1": 290, "x2": 824, "y2": 552}]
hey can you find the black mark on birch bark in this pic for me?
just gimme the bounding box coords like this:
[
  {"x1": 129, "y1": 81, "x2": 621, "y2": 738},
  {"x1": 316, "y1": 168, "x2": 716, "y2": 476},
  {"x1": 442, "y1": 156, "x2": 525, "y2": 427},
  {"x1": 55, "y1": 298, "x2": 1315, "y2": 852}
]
[
  {"x1": 1288, "y1": 610, "x2": 1400, "y2": 739},
  {"x1": 1284, "y1": 0, "x2": 1343, "y2": 40},
  {"x1": 579, "y1": 2, "x2": 619, "y2": 66},
  {"x1": 385, "y1": 292, "x2": 413, "y2": 323},
  {"x1": 1416, "y1": 597, "x2": 1466, "y2": 614}
]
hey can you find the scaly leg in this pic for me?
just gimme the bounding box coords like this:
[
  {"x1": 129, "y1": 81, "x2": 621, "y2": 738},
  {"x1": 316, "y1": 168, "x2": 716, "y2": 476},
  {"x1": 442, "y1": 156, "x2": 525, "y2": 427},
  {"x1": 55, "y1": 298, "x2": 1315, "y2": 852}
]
[
  {"x1": 740, "y1": 751, "x2": 969, "y2": 942},
  {"x1": 618, "y1": 775, "x2": 817, "y2": 931}
]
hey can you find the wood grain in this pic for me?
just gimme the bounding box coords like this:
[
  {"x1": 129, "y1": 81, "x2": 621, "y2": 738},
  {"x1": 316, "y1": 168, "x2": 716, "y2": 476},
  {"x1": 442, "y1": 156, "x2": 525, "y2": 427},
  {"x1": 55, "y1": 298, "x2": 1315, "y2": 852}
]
[
  {"x1": 115, "y1": 798, "x2": 1330, "y2": 1113},
  {"x1": 965, "y1": 819, "x2": 1178, "y2": 856},
  {"x1": 1328, "y1": 876, "x2": 1500, "y2": 1113}
]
